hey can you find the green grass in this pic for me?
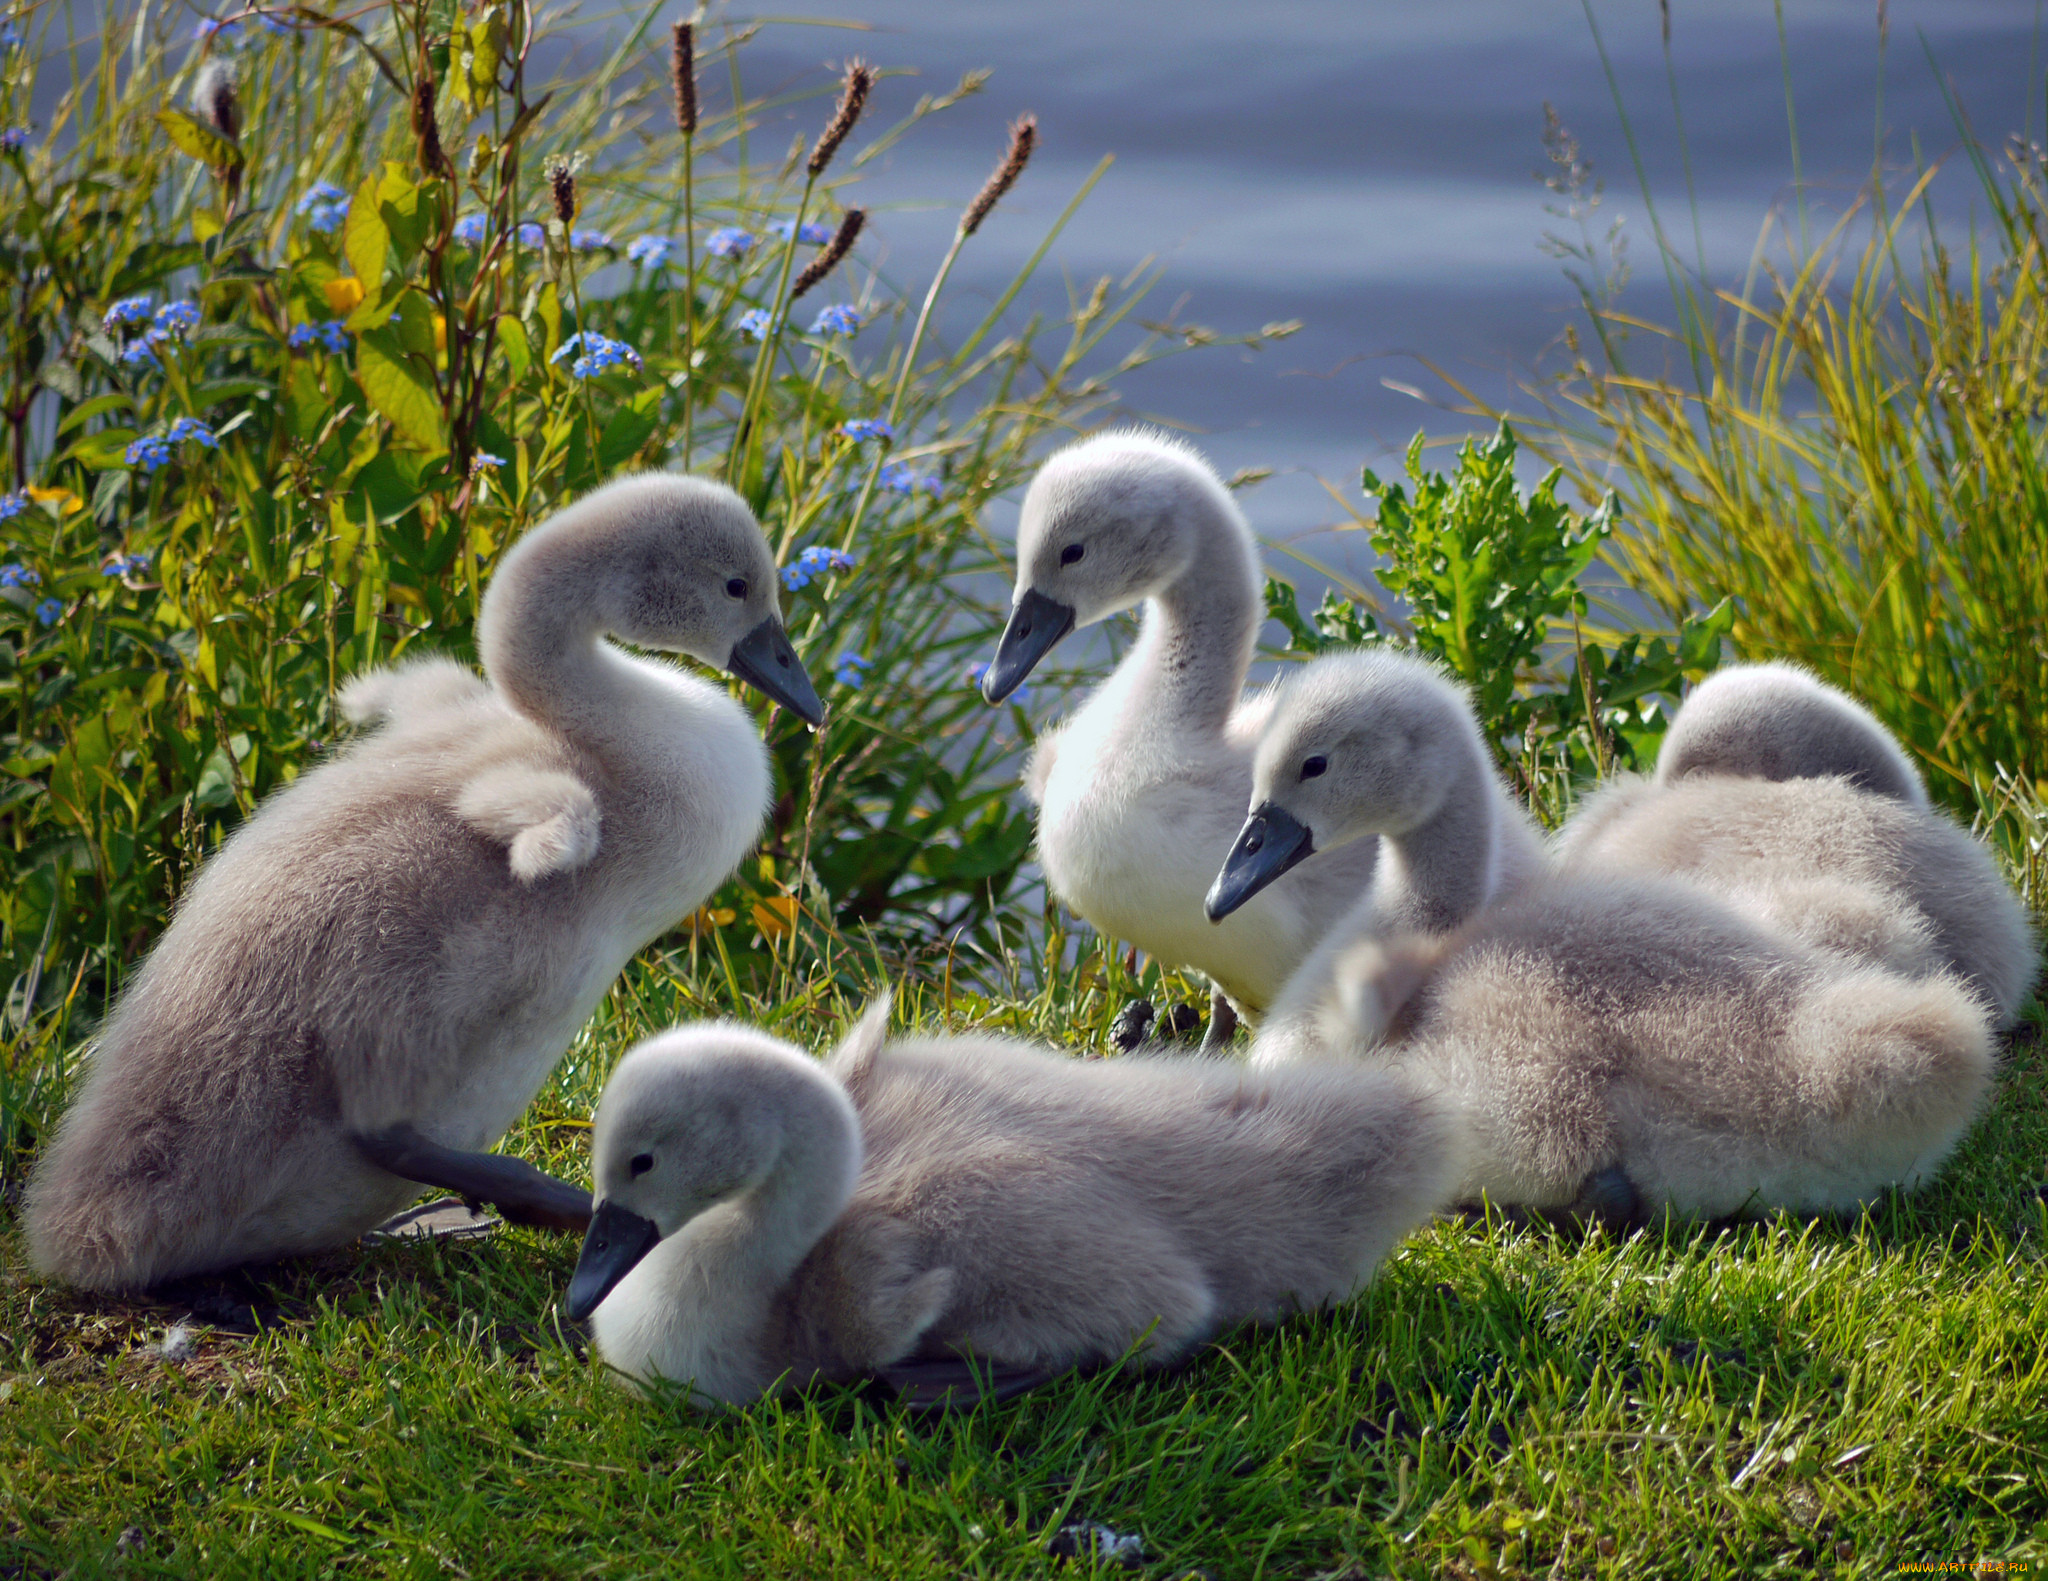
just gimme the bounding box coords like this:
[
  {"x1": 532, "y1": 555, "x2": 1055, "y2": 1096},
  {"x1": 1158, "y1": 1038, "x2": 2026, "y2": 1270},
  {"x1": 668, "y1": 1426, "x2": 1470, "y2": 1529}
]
[{"x1": 5, "y1": 958, "x2": 2045, "y2": 1579}]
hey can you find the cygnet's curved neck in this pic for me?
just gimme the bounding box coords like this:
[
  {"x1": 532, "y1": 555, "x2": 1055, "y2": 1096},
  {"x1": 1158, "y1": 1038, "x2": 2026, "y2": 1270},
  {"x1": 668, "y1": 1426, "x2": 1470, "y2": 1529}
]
[
  {"x1": 1374, "y1": 751, "x2": 1497, "y2": 936},
  {"x1": 1125, "y1": 496, "x2": 1262, "y2": 736},
  {"x1": 477, "y1": 529, "x2": 638, "y2": 747}
]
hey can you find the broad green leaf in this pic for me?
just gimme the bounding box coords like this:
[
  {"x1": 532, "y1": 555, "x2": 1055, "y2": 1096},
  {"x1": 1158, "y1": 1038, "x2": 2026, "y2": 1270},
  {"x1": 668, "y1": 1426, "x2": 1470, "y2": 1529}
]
[
  {"x1": 496, "y1": 314, "x2": 530, "y2": 384},
  {"x1": 344, "y1": 172, "x2": 389, "y2": 290},
  {"x1": 378, "y1": 167, "x2": 433, "y2": 271},
  {"x1": 597, "y1": 400, "x2": 660, "y2": 472},
  {"x1": 391, "y1": 289, "x2": 438, "y2": 358},
  {"x1": 356, "y1": 326, "x2": 446, "y2": 452},
  {"x1": 156, "y1": 106, "x2": 241, "y2": 170}
]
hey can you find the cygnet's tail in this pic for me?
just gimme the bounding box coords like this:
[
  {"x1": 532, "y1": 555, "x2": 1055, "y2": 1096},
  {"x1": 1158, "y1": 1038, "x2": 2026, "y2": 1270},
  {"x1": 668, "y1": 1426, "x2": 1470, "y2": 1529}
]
[{"x1": 1619, "y1": 966, "x2": 1996, "y2": 1217}]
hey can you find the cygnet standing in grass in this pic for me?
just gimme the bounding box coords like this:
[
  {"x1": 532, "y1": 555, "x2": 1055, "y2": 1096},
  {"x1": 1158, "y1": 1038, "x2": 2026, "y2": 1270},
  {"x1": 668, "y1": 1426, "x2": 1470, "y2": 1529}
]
[
  {"x1": 25, "y1": 474, "x2": 823, "y2": 1293},
  {"x1": 565, "y1": 997, "x2": 1463, "y2": 1407},
  {"x1": 978, "y1": 432, "x2": 1379, "y2": 1043},
  {"x1": 1223, "y1": 659, "x2": 1997, "y2": 1218},
  {"x1": 1203, "y1": 648, "x2": 1546, "y2": 1067},
  {"x1": 1556, "y1": 662, "x2": 2037, "y2": 1025}
]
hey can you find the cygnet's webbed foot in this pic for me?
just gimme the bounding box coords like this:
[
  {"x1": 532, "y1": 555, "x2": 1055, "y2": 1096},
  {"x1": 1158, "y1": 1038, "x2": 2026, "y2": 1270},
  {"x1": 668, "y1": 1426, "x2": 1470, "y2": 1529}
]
[
  {"x1": 1569, "y1": 1166, "x2": 1640, "y2": 1228},
  {"x1": 1199, "y1": 991, "x2": 1240, "y2": 1053},
  {"x1": 1107, "y1": 999, "x2": 1156, "y2": 1054},
  {"x1": 878, "y1": 1347, "x2": 1059, "y2": 1413},
  {"x1": 352, "y1": 1124, "x2": 593, "y2": 1233}
]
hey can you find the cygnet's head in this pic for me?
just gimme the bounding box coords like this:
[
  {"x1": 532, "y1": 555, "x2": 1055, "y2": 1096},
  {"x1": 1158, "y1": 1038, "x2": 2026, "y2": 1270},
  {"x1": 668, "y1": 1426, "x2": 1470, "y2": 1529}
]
[
  {"x1": 1207, "y1": 649, "x2": 1482, "y2": 920},
  {"x1": 485, "y1": 473, "x2": 822, "y2": 724},
  {"x1": 981, "y1": 431, "x2": 1243, "y2": 702},
  {"x1": 564, "y1": 1024, "x2": 857, "y2": 1320},
  {"x1": 1657, "y1": 661, "x2": 1925, "y2": 807}
]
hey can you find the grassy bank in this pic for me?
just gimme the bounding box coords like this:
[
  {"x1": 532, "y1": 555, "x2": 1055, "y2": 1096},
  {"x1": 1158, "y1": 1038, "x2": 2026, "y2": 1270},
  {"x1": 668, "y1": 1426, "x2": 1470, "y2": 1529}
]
[{"x1": 4, "y1": 961, "x2": 2045, "y2": 1578}]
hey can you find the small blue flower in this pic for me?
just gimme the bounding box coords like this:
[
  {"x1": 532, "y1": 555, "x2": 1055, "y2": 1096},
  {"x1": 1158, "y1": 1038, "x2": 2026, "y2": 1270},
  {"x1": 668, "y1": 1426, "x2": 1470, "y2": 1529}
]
[
  {"x1": 833, "y1": 652, "x2": 870, "y2": 689},
  {"x1": 34, "y1": 597, "x2": 62, "y2": 627},
  {"x1": 101, "y1": 552, "x2": 151, "y2": 578},
  {"x1": 255, "y1": 10, "x2": 298, "y2": 33},
  {"x1": 772, "y1": 219, "x2": 833, "y2": 245},
  {"x1": 808, "y1": 304, "x2": 860, "y2": 336},
  {"x1": 0, "y1": 492, "x2": 25, "y2": 522},
  {"x1": 840, "y1": 418, "x2": 893, "y2": 442},
  {"x1": 296, "y1": 181, "x2": 349, "y2": 234},
  {"x1": 626, "y1": 233, "x2": 673, "y2": 269},
  {"x1": 705, "y1": 226, "x2": 754, "y2": 259},
  {"x1": 452, "y1": 213, "x2": 489, "y2": 246},
  {"x1": 735, "y1": 308, "x2": 771, "y2": 341},
  {"x1": 779, "y1": 544, "x2": 855, "y2": 591},
  {"x1": 879, "y1": 459, "x2": 940, "y2": 497},
  {"x1": 105, "y1": 296, "x2": 154, "y2": 330},
  {"x1": 0, "y1": 20, "x2": 24, "y2": 49},
  {"x1": 470, "y1": 451, "x2": 505, "y2": 473},
  {"x1": 570, "y1": 228, "x2": 611, "y2": 253},
  {"x1": 551, "y1": 331, "x2": 642, "y2": 379},
  {"x1": 292, "y1": 319, "x2": 351, "y2": 354},
  {"x1": 306, "y1": 203, "x2": 345, "y2": 235},
  {"x1": 126, "y1": 435, "x2": 175, "y2": 472},
  {"x1": 167, "y1": 417, "x2": 218, "y2": 448},
  {"x1": 194, "y1": 13, "x2": 237, "y2": 39},
  {"x1": 154, "y1": 301, "x2": 200, "y2": 337},
  {"x1": 0, "y1": 562, "x2": 39, "y2": 586},
  {"x1": 119, "y1": 339, "x2": 163, "y2": 370},
  {"x1": 0, "y1": 126, "x2": 30, "y2": 153},
  {"x1": 968, "y1": 660, "x2": 1027, "y2": 707},
  {"x1": 517, "y1": 221, "x2": 545, "y2": 248}
]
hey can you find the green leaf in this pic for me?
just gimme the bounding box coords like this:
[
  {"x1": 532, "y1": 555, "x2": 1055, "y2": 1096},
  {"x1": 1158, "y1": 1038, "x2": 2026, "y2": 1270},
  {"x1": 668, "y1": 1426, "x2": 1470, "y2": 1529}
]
[
  {"x1": 377, "y1": 166, "x2": 432, "y2": 272},
  {"x1": 343, "y1": 172, "x2": 390, "y2": 290},
  {"x1": 597, "y1": 400, "x2": 660, "y2": 473},
  {"x1": 356, "y1": 327, "x2": 446, "y2": 452},
  {"x1": 496, "y1": 314, "x2": 531, "y2": 385},
  {"x1": 56, "y1": 392, "x2": 135, "y2": 436},
  {"x1": 156, "y1": 106, "x2": 242, "y2": 170}
]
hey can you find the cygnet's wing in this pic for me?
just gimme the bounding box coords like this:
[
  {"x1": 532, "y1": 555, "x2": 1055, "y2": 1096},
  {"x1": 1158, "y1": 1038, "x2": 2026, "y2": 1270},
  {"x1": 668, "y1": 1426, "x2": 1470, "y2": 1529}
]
[
  {"x1": 352, "y1": 1123, "x2": 592, "y2": 1232},
  {"x1": 876, "y1": 1347, "x2": 1061, "y2": 1412},
  {"x1": 455, "y1": 766, "x2": 602, "y2": 882}
]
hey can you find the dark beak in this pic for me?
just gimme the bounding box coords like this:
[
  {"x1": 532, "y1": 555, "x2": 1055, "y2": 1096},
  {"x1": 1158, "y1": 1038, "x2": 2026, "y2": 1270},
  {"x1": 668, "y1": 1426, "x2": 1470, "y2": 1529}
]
[
  {"x1": 981, "y1": 589, "x2": 1075, "y2": 703},
  {"x1": 727, "y1": 616, "x2": 824, "y2": 727},
  {"x1": 1205, "y1": 802, "x2": 1316, "y2": 921},
  {"x1": 565, "y1": 1199, "x2": 664, "y2": 1321}
]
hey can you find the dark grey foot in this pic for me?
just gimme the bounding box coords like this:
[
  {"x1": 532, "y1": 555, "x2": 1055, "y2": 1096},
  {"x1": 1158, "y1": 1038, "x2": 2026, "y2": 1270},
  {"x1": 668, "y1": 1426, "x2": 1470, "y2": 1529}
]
[
  {"x1": 1200, "y1": 990, "x2": 1240, "y2": 1053},
  {"x1": 1571, "y1": 1166, "x2": 1640, "y2": 1227},
  {"x1": 1108, "y1": 999, "x2": 1156, "y2": 1054},
  {"x1": 878, "y1": 1349, "x2": 1058, "y2": 1412},
  {"x1": 1159, "y1": 1002, "x2": 1203, "y2": 1041},
  {"x1": 352, "y1": 1123, "x2": 592, "y2": 1233}
]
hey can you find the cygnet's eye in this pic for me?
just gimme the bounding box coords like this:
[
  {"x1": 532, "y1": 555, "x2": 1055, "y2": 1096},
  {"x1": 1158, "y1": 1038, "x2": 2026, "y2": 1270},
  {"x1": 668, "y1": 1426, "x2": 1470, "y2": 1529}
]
[
  {"x1": 725, "y1": 577, "x2": 749, "y2": 600},
  {"x1": 629, "y1": 1152, "x2": 655, "y2": 1178},
  {"x1": 1300, "y1": 755, "x2": 1328, "y2": 780},
  {"x1": 1059, "y1": 543, "x2": 1085, "y2": 566}
]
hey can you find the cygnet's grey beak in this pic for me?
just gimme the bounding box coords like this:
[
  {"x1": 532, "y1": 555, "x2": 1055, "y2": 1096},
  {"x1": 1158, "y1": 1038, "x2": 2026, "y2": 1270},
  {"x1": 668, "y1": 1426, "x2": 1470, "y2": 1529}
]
[
  {"x1": 565, "y1": 1199, "x2": 664, "y2": 1321},
  {"x1": 1205, "y1": 802, "x2": 1315, "y2": 921},
  {"x1": 982, "y1": 589, "x2": 1075, "y2": 703},
  {"x1": 728, "y1": 616, "x2": 824, "y2": 727}
]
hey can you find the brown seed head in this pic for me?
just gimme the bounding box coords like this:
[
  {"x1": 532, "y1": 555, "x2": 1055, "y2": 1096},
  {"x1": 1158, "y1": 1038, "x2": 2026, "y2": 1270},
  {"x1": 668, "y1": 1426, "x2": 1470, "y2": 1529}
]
[
  {"x1": 960, "y1": 114, "x2": 1035, "y2": 237},
  {"x1": 194, "y1": 59, "x2": 241, "y2": 145},
  {"x1": 411, "y1": 76, "x2": 449, "y2": 178},
  {"x1": 671, "y1": 21, "x2": 697, "y2": 136},
  {"x1": 807, "y1": 59, "x2": 873, "y2": 178},
  {"x1": 548, "y1": 159, "x2": 577, "y2": 225},
  {"x1": 789, "y1": 208, "x2": 865, "y2": 301}
]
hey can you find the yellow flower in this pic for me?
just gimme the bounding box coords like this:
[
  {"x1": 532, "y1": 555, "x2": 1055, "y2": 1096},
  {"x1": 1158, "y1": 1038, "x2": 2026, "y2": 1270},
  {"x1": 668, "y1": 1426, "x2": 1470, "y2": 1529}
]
[
  {"x1": 324, "y1": 276, "x2": 365, "y2": 315},
  {"x1": 752, "y1": 895, "x2": 800, "y2": 940},
  {"x1": 680, "y1": 905, "x2": 735, "y2": 936},
  {"x1": 434, "y1": 314, "x2": 447, "y2": 353},
  {"x1": 25, "y1": 485, "x2": 83, "y2": 516}
]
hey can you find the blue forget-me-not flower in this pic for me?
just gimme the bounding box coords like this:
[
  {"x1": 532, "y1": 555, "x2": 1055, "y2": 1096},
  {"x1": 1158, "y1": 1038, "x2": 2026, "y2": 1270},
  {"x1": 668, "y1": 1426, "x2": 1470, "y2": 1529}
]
[
  {"x1": 705, "y1": 226, "x2": 754, "y2": 259},
  {"x1": 840, "y1": 418, "x2": 892, "y2": 442},
  {"x1": 780, "y1": 545, "x2": 855, "y2": 591},
  {"x1": 833, "y1": 652, "x2": 870, "y2": 689},
  {"x1": 808, "y1": 304, "x2": 860, "y2": 336}
]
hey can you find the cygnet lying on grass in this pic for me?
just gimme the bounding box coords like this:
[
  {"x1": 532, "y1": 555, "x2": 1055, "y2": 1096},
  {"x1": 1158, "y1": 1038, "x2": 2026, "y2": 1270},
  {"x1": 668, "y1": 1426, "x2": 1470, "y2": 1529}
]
[
  {"x1": 1227, "y1": 658, "x2": 1997, "y2": 1218},
  {"x1": 565, "y1": 997, "x2": 1463, "y2": 1406},
  {"x1": 1557, "y1": 662, "x2": 2037, "y2": 1025},
  {"x1": 978, "y1": 432, "x2": 1380, "y2": 1044},
  {"x1": 25, "y1": 474, "x2": 822, "y2": 1293}
]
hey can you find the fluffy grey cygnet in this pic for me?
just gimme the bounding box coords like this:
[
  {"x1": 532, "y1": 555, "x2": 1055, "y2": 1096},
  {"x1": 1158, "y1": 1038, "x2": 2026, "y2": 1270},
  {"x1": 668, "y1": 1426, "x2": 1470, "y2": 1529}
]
[
  {"x1": 565, "y1": 997, "x2": 1464, "y2": 1407},
  {"x1": 1303, "y1": 877, "x2": 1996, "y2": 1219},
  {"x1": 978, "y1": 432, "x2": 1379, "y2": 1033},
  {"x1": 25, "y1": 473, "x2": 823, "y2": 1293},
  {"x1": 1556, "y1": 662, "x2": 2037, "y2": 1026},
  {"x1": 1207, "y1": 648, "x2": 1545, "y2": 1065},
  {"x1": 1240, "y1": 653, "x2": 1997, "y2": 1219}
]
